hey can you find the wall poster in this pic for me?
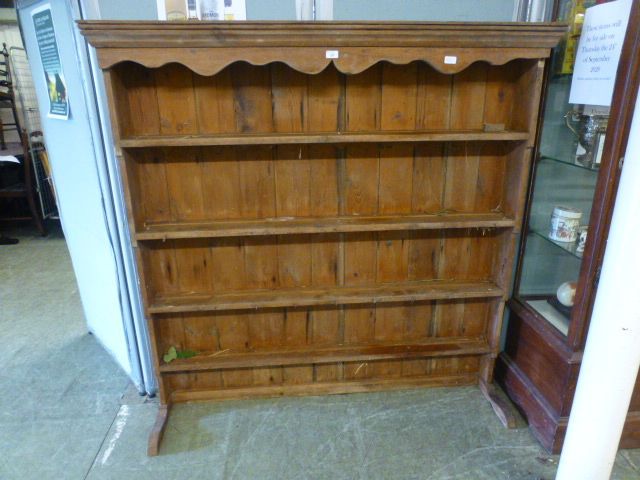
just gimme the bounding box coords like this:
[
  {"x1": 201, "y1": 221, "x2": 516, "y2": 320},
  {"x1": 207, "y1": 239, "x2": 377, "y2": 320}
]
[{"x1": 31, "y1": 4, "x2": 69, "y2": 120}]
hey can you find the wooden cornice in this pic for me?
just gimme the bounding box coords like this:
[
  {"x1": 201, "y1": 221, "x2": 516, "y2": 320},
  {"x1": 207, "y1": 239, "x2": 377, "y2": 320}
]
[{"x1": 78, "y1": 21, "x2": 567, "y2": 75}]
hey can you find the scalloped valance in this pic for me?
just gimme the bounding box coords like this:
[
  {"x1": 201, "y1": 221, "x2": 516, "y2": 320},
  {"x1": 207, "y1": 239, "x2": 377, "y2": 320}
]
[{"x1": 78, "y1": 21, "x2": 567, "y2": 76}]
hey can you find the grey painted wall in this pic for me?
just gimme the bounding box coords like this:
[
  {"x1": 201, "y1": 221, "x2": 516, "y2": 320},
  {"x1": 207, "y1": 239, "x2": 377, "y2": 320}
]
[
  {"x1": 247, "y1": 0, "x2": 296, "y2": 20},
  {"x1": 334, "y1": 0, "x2": 515, "y2": 21},
  {"x1": 95, "y1": 0, "x2": 514, "y2": 21},
  {"x1": 96, "y1": 0, "x2": 297, "y2": 20},
  {"x1": 97, "y1": 0, "x2": 157, "y2": 20}
]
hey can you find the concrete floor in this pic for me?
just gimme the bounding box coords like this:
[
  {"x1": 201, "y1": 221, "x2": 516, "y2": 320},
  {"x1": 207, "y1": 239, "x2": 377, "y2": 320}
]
[{"x1": 2, "y1": 221, "x2": 640, "y2": 480}]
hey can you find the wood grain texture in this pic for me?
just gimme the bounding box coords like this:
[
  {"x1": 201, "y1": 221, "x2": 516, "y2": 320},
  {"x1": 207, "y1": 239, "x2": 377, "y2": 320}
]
[
  {"x1": 149, "y1": 279, "x2": 504, "y2": 314},
  {"x1": 160, "y1": 336, "x2": 492, "y2": 372},
  {"x1": 119, "y1": 131, "x2": 531, "y2": 147},
  {"x1": 80, "y1": 21, "x2": 568, "y2": 50},
  {"x1": 170, "y1": 372, "x2": 479, "y2": 404},
  {"x1": 147, "y1": 404, "x2": 169, "y2": 456}
]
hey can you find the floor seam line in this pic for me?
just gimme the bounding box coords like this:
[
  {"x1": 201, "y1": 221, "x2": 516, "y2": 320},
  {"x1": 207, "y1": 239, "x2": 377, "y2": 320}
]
[{"x1": 83, "y1": 404, "x2": 122, "y2": 480}]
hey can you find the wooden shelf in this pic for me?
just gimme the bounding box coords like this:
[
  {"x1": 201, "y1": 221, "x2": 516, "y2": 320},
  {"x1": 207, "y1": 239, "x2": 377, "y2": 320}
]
[
  {"x1": 169, "y1": 373, "x2": 480, "y2": 404},
  {"x1": 148, "y1": 279, "x2": 504, "y2": 314},
  {"x1": 120, "y1": 130, "x2": 531, "y2": 148},
  {"x1": 159, "y1": 336, "x2": 493, "y2": 372},
  {"x1": 136, "y1": 212, "x2": 516, "y2": 240}
]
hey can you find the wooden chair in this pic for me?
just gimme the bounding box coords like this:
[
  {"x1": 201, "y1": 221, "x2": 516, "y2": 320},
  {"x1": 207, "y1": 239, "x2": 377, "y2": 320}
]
[
  {"x1": 0, "y1": 130, "x2": 46, "y2": 236},
  {"x1": 0, "y1": 43, "x2": 21, "y2": 150}
]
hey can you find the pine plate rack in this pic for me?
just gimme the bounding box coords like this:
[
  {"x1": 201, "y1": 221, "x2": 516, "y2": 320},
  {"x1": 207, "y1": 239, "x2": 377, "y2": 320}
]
[{"x1": 79, "y1": 20, "x2": 566, "y2": 455}]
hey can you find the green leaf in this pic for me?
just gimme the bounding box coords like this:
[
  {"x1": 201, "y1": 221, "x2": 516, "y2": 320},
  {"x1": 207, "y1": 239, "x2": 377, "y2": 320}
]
[
  {"x1": 163, "y1": 346, "x2": 178, "y2": 363},
  {"x1": 176, "y1": 349, "x2": 197, "y2": 359}
]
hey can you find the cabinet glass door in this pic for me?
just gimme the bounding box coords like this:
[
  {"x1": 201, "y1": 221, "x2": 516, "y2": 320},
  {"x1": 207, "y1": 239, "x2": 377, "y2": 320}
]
[{"x1": 515, "y1": 0, "x2": 605, "y2": 336}]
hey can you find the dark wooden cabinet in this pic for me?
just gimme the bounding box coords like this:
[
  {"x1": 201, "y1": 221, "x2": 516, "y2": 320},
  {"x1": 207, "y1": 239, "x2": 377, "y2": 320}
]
[
  {"x1": 496, "y1": 0, "x2": 640, "y2": 453},
  {"x1": 80, "y1": 20, "x2": 564, "y2": 455}
]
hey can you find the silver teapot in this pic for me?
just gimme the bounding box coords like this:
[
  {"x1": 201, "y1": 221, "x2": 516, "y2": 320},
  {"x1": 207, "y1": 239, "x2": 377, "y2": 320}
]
[{"x1": 564, "y1": 111, "x2": 608, "y2": 169}]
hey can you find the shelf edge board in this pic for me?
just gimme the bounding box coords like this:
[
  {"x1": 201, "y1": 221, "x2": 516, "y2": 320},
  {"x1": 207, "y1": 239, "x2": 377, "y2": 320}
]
[
  {"x1": 168, "y1": 372, "x2": 479, "y2": 403},
  {"x1": 158, "y1": 337, "x2": 492, "y2": 373},
  {"x1": 148, "y1": 280, "x2": 504, "y2": 314},
  {"x1": 135, "y1": 213, "x2": 516, "y2": 240},
  {"x1": 120, "y1": 130, "x2": 531, "y2": 148}
]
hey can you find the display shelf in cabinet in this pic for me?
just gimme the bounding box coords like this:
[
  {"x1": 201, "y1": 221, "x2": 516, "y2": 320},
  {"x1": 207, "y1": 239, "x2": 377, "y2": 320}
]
[
  {"x1": 135, "y1": 212, "x2": 517, "y2": 241},
  {"x1": 528, "y1": 229, "x2": 584, "y2": 259},
  {"x1": 158, "y1": 336, "x2": 494, "y2": 373},
  {"x1": 519, "y1": 298, "x2": 570, "y2": 336},
  {"x1": 148, "y1": 279, "x2": 505, "y2": 314},
  {"x1": 119, "y1": 130, "x2": 531, "y2": 148},
  {"x1": 539, "y1": 154, "x2": 602, "y2": 173}
]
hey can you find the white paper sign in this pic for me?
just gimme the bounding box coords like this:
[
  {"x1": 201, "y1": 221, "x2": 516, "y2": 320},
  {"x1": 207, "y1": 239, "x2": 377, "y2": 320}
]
[
  {"x1": 569, "y1": 0, "x2": 632, "y2": 106},
  {"x1": 157, "y1": 0, "x2": 246, "y2": 20}
]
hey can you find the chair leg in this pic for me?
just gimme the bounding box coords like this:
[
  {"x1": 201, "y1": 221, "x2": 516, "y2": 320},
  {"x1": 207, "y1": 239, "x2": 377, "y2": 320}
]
[{"x1": 26, "y1": 187, "x2": 46, "y2": 236}]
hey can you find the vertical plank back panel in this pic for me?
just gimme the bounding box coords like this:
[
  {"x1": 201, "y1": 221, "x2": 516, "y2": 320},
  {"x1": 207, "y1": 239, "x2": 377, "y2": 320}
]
[
  {"x1": 416, "y1": 64, "x2": 453, "y2": 131},
  {"x1": 216, "y1": 311, "x2": 253, "y2": 387},
  {"x1": 510, "y1": 60, "x2": 544, "y2": 133},
  {"x1": 272, "y1": 64, "x2": 308, "y2": 132},
  {"x1": 174, "y1": 238, "x2": 214, "y2": 293},
  {"x1": 157, "y1": 314, "x2": 190, "y2": 393},
  {"x1": 211, "y1": 237, "x2": 246, "y2": 290},
  {"x1": 345, "y1": 145, "x2": 380, "y2": 215},
  {"x1": 484, "y1": 63, "x2": 518, "y2": 130},
  {"x1": 145, "y1": 241, "x2": 180, "y2": 296},
  {"x1": 201, "y1": 147, "x2": 243, "y2": 220},
  {"x1": 120, "y1": 152, "x2": 144, "y2": 232},
  {"x1": 439, "y1": 140, "x2": 481, "y2": 369},
  {"x1": 308, "y1": 66, "x2": 343, "y2": 382},
  {"x1": 309, "y1": 145, "x2": 339, "y2": 216},
  {"x1": 402, "y1": 301, "x2": 434, "y2": 376},
  {"x1": 282, "y1": 308, "x2": 314, "y2": 384},
  {"x1": 308, "y1": 65, "x2": 341, "y2": 132},
  {"x1": 270, "y1": 68, "x2": 313, "y2": 383},
  {"x1": 379, "y1": 145, "x2": 414, "y2": 214},
  {"x1": 504, "y1": 60, "x2": 544, "y2": 221},
  {"x1": 155, "y1": 64, "x2": 199, "y2": 135},
  {"x1": 343, "y1": 305, "x2": 375, "y2": 380},
  {"x1": 445, "y1": 142, "x2": 481, "y2": 213},
  {"x1": 243, "y1": 236, "x2": 279, "y2": 289},
  {"x1": 180, "y1": 312, "x2": 225, "y2": 390},
  {"x1": 249, "y1": 309, "x2": 285, "y2": 386},
  {"x1": 450, "y1": 63, "x2": 488, "y2": 131},
  {"x1": 164, "y1": 147, "x2": 206, "y2": 221},
  {"x1": 133, "y1": 149, "x2": 172, "y2": 224},
  {"x1": 231, "y1": 63, "x2": 274, "y2": 133},
  {"x1": 415, "y1": 64, "x2": 454, "y2": 376},
  {"x1": 275, "y1": 146, "x2": 312, "y2": 217},
  {"x1": 114, "y1": 62, "x2": 161, "y2": 137},
  {"x1": 238, "y1": 146, "x2": 277, "y2": 219},
  {"x1": 381, "y1": 62, "x2": 418, "y2": 130},
  {"x1": 412, "y1": 143, "x2": 446, "y2": 213},
  {"x1": 473, "y1": 143, "x2": 507, "y2": 212},
  {"x1": 277, "y1": 234, "x2": 313, "y2": 287},
  {"x1": 194, "y1": 67, "x2": 237, "y2": 134},
  {"x1": 343, "y1": 73, "x2": 380, "y2": 381},
  {"x1": 345, "y1": 64, "x2": 382, "y2": 131}
]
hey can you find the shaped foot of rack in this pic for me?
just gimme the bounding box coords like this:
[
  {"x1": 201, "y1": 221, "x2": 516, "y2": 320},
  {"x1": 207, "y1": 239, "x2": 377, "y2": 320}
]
[
  {"x1": 148, "y1": 404, "x2": 170, "y2": 456},
  {"x1": 479, "y1": 378, "x2": 517, "y2": 429}
]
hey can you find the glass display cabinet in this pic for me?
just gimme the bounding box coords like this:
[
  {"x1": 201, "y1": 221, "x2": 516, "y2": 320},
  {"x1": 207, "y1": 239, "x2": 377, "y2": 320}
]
[{"x1": 497, "y1": 0, "x2": 640, "y2": 453}]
